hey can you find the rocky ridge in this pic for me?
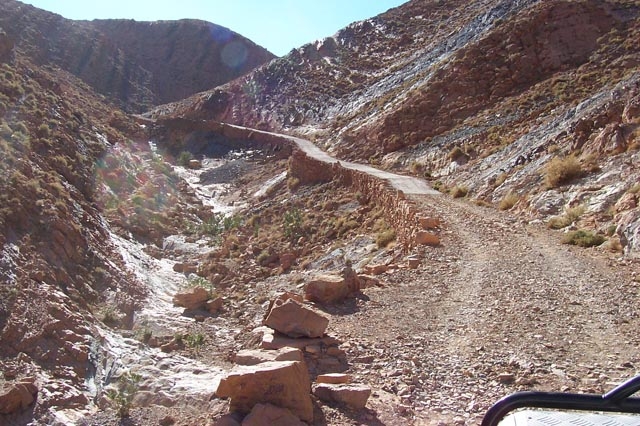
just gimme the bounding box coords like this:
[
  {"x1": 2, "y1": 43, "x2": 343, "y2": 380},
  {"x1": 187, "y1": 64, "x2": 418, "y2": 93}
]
[{"x1": 0, "y1": 0, "x2": 274, "y2": 112}]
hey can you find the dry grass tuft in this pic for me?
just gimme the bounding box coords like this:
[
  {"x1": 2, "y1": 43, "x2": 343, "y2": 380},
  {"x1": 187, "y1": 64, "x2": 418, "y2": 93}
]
[
  {"x1": 498, "y1": 192, "x2": 519, "y2": 210},
  {"x1": 544, "y1": 156, "x2": 584, "y2": 188}
]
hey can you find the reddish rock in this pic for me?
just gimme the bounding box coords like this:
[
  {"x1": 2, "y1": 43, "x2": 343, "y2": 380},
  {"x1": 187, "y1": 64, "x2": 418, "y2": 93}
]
[
  {"x1": 313, "y1": 383, "x2": 371, "y2": 409},
  {"x1": 279, "y1": 252, "x2": 296, "y2": 271},
  {"x1": 415, "y1": 231, "x2": 440, "y2": 246},
  {"x1": 215, "y1": 361, "x2": 313, "y2": 422},
  {"x1": 418, "y1": 216, "x2": 441, "y2": 230},
  {"x1": 616, "y1": 192, "x2": 637, "y2": 213},
  {"x1": 264, "y1": 299, "x2": 329, "y2": 338},
  {"x1": 0, "y1": 381, "x2": 38, "y2": 414},
  {"x1": 235, "y1": 347, "x2": 304, "y2": 366},
  {"x1": 364, "y1": 264, "x2": 388, "y2": 275},
  {"x1": 357, "y1": 274, "x2": 381, "y2": 289},
  {"x1": 407, "y1": 256, "x2": 421, "y2": 269},
  {"x1": 241, "y1": 403, "x2": 305, "y2": 426},
  {"x1": 172, "y1": 286, "x2": 209, "y2": 310},
  {"x1": 304, "y1": 275, "x2": 350, "y2": 304},
  {"x1": 260, "y1": 330, "x2": 341, "y2": 351},
  {"x1": 206, "y1": 297, "x2": 224, "y2": 314}
]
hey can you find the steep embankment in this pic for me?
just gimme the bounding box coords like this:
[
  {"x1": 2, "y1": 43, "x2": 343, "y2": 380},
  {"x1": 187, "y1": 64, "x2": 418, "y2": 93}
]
[{"x1": 0, "y1": 0, "x2": 275, "y2": 112}]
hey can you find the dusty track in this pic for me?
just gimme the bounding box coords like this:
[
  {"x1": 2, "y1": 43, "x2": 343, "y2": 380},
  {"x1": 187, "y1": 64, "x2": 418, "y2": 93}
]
[{"x1": 329, "y1": 194, "x2": 639, "y2": 425}]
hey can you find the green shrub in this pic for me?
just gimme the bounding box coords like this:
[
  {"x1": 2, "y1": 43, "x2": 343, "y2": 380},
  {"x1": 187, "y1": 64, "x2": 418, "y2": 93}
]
[
  {"x1": 177, "y1": 151, "x2": 193, "y2": 167},
  {"x1": 283, "y1": 207, "x2": 303, "y2": 241},
  {"x1": 544, "y1": 156, "x2": 584, "y2": 188},
  {"x1": 561, "y1": 230, "x2": 605, "y2": 247},
  {"x1": 106, "y1": 372, "x2": 141, "y2": 418}
]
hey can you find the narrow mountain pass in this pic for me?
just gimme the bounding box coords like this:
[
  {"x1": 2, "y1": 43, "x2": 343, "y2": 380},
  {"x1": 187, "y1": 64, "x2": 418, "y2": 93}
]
[{"x1": 218, "y1": 124, "x2": 639, "y2": 424}]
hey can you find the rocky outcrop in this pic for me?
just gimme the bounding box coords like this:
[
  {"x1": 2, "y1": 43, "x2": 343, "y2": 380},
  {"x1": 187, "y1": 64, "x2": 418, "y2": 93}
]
[
  {"x1": 235, "y1": 348, "x2": 304, "y2": 366},
  {"x1": 215, "y1": 361, "x2": 314, "y2": 422},
  {"x1": 172, "y1": 286, "x2": 210, "y2": 310},
  {"x1": 263, "y1": 298, "x2": 329, "y2": 338},
  {"x1": 304, "y1": 274, "x2": 356, "y2": 304},
  {"x1": 313, "y1": 383, "x2": 371, "y2": 410},
  {"x1": 0, "y1": 380, "x2": 38, "y2": 414}
]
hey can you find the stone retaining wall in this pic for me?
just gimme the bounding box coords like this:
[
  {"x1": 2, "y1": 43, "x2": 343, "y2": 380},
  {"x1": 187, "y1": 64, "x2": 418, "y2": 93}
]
[{"x1": 153, "y1": 118, "x2": 436, "y2": 250}]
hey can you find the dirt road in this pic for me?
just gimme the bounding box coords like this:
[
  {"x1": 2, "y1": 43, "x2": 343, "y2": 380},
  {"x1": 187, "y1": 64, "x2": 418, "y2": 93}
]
[{"x1": 329, "y1": 194, "x2": 640, "y2": 425}]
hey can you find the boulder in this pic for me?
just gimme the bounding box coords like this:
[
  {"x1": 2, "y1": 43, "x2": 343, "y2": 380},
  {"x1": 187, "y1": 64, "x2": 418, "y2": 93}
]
[
  {"x1": 417, "y1": 216, "x2": 440, "y2": 230},
  {"x1": 415, "y1": 231, "x2": 440, "y2": 246},
  {"x1": 215, "y1": 361, "x2": 313, "y2": 422},
  {"x1": 304, "y1": 275, "x2": 350, "y2": 304},
  {"x1": 235, "y1": 348, "x2": 304, "y2": 366},
  {"x1": 357, "y1": 274, "x2": 381, "y2": 289},
  {"x1": 206, "y1": 297, "x2": 224, "y2": 314},
  {"x1": 260, "y1": 329, "x2": 341, "y2": 350},
  {"x1": 313, "y1": 383, "x2": 371, "y2": 409},
  {"x1": 364, "y1": 264, "x2": 388, "y2": 275},
  {"x1": 264, "y1": 299, "x2": 329, "y2": 338},
  {"x1": 279, "y1": 252, "x2": 296, "y2": 271},
  {"x1": 0, "y1": 381, "x2": 38, "y2": 414},
  {"x1": 241, "y1": 403, "x2": 305, "y2": 426},
  {"x1": 172, "y1": 286, "x2": 209, "y2": 310},
  {"x1": 407, "y1": 256, "x2": 421, "y2": 269}
]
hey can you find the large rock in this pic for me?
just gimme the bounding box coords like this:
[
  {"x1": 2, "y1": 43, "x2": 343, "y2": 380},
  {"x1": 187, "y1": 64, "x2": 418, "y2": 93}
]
[
  {"x1": 241, "y1": 403, "x2": 305, "y2": 426},
  {"x1": 215, "y1": 361, "x2": 313, "y2": 422},
  {"x1": 0, "y1": 381, "x2": 38, "y2": 414},
  {"x1": 235, "y1": 348, "x2": 304, "y2": 366},
  {"x1": 264, "y1": 298, "x2": 329, "y2": 338},
  {"x1": 304, "y1": 275, "x2": 350, "y2": 304},
  {"x1": 415, "y1": 231, "x2": 440, "y2": 246},
  {"x1": 172, "y1": 286, "x2": 209, "y2": 310},
  {"x1": 313, "y1": 383, "x2": 371, "y2": 409}
]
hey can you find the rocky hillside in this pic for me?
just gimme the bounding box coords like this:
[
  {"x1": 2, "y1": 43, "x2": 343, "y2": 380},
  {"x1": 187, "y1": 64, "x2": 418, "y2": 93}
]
[
  {"x1": 0, "y1": 0, "x2": 274, "y2": 112},
  {"x1": 1, "y1": 0, "x2": 640, "y2": 425},
  {"x1": 154, "y1": 0, "x2": 640, "y2": 257}
]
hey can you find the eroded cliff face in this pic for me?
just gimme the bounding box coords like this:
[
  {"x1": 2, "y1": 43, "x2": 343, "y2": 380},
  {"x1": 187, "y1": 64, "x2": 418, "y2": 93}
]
[{"x1": 0, "y1": 0, "x2": 274, "y2": 112}]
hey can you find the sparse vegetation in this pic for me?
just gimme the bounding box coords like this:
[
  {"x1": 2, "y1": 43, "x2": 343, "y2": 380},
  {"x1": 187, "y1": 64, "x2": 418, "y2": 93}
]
[
  {"x1": 547, "y1": 205, "x2": 586, "y2": 229},
  {"x1": 498, "y1": 192, "x2": 519, "y2": 210},
  {"x1": 283, "y1": 207, "x2": 304, "y2": 242},
  {"x1": 106, "y1": 372, "x2": 141, "y2": 418},
  {"x1": 544, "y1": 156, "x2": 584, "y2": 189},
  {"x1": 177, "y1": 150, "x2": 193, "y2": 167},
  {"x1": 450, "y1": 185, "x2": 468, "y2": 198},
  {"x1": 561, "y1": 230, "x2": 605, "y2": 247},
  {"x1": 185, "y1": 332, "x2": 205, "y2": 355}
]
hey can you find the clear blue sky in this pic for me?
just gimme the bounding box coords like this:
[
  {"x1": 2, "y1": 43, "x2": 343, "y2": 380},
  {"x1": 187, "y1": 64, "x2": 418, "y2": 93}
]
[{"x1": 21, "y1": 0, "x2": 407, "y2": 56}]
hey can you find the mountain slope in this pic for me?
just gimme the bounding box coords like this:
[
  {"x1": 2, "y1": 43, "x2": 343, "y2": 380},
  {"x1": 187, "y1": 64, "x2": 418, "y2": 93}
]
[
  {"x1": 0, "y1": 0, "x2": 275, "y2": 112},
  {"x1": 152, "y1": 0, "x2": 640, "y2": 256}
]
